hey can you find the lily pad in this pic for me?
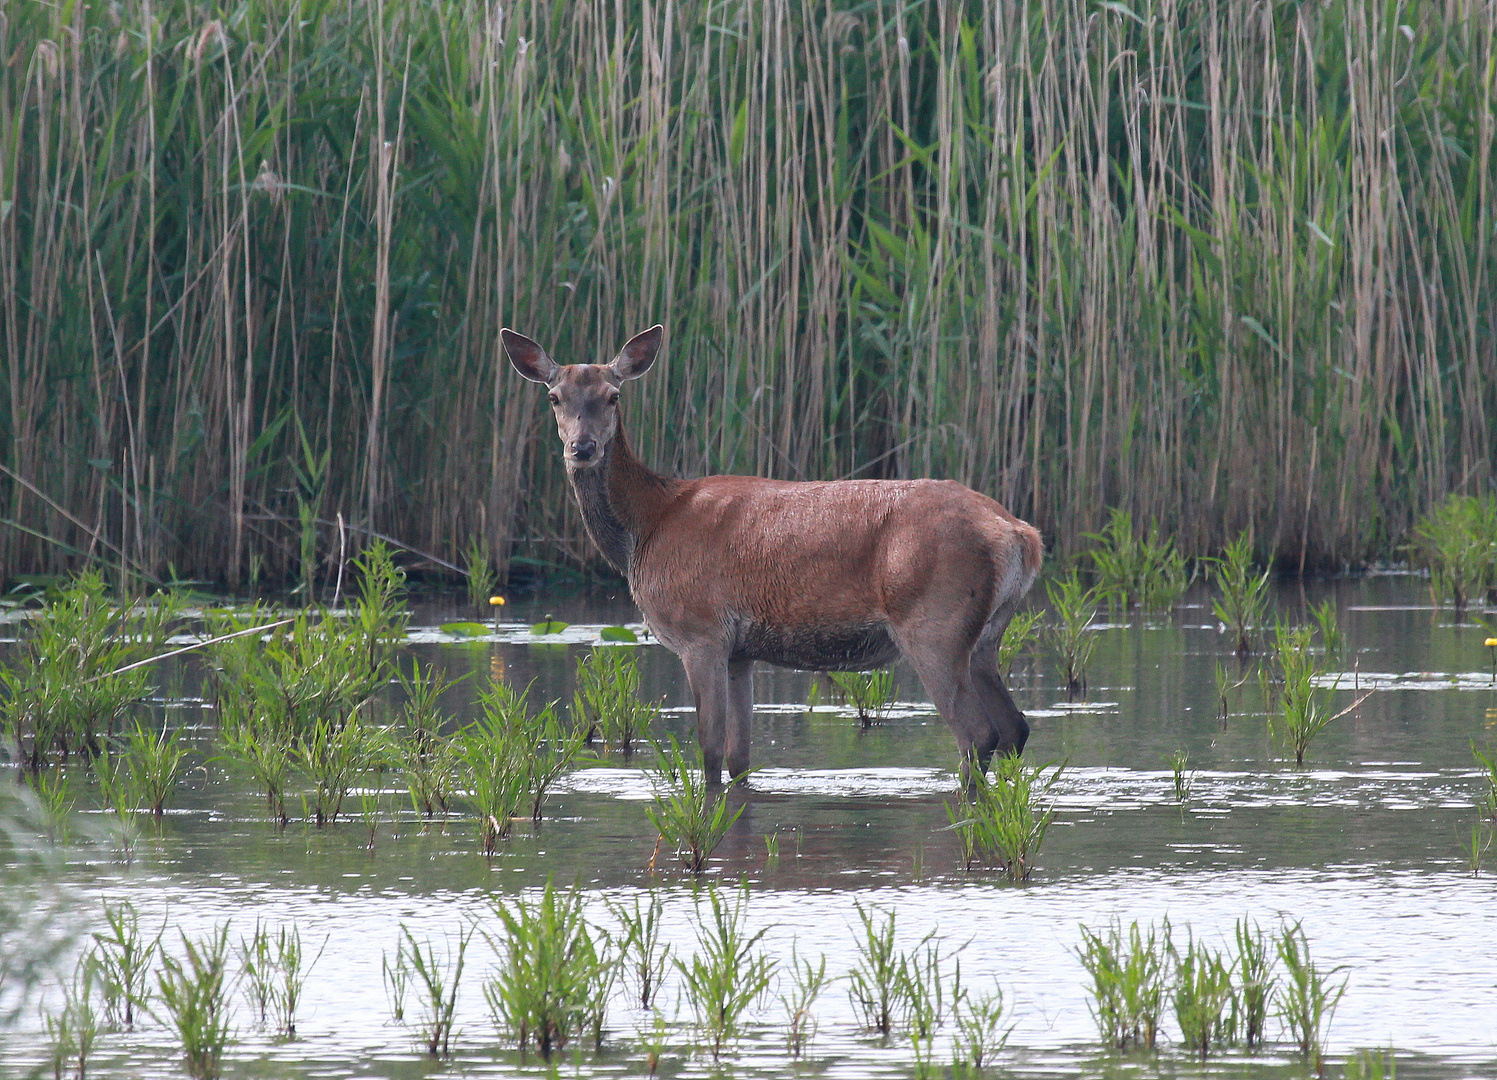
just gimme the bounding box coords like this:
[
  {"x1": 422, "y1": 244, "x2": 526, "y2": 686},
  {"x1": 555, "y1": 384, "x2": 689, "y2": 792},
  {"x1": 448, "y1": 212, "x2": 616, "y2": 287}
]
[
  {"x1": 440, "y1": 621, "x2": 492, "y2": 638},
  {"x1": 599, "y1": 625, "x2": 638, "y2": 643},
  {"x1": 530, "y1": 618, "x2": 570, "y2": 635}
]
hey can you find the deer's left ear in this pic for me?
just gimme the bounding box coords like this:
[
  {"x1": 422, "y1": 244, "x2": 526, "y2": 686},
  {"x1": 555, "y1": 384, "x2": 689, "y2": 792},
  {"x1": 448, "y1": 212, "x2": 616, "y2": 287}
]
[{"x1": 609, "y1": 325, "x2": 662, "y2": 382}]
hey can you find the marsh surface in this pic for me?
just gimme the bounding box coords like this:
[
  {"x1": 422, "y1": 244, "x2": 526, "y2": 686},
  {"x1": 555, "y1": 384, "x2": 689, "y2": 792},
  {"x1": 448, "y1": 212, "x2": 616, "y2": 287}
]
[{"x1": 3, "y1": 576, "x2": 1496, "y2": 1079}]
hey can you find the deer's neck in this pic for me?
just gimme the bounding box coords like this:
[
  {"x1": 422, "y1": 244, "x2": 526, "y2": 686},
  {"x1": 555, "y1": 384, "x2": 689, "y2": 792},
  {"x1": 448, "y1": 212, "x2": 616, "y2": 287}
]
[{"x1": 567, "y1": 425, "x2": 674, "y2": 577}]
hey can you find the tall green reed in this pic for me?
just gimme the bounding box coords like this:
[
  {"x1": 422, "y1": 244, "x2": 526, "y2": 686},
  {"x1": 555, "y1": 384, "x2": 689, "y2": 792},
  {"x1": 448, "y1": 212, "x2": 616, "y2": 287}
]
[{"x1": 4, "y1": 2, "x2": 1494, "y2": 587}]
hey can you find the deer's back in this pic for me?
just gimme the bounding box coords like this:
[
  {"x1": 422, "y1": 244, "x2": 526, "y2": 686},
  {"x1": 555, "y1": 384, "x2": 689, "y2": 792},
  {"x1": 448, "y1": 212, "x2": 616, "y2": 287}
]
[{"x1": 629, "y1": 475, "x2": 1040, "y2": 665}]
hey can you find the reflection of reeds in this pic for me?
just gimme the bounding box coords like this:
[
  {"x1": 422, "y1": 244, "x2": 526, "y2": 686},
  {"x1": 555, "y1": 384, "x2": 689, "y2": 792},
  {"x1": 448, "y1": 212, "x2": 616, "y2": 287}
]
[{"x1": 4, "y1": 3, "x2": 1494, "y2": 585}]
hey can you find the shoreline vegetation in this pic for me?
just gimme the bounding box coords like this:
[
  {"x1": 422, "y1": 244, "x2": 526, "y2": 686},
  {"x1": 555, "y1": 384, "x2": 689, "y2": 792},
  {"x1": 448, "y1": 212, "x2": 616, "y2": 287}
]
[{"x1": 2, "y1": 1, "x2": 1495, "y2": 589}]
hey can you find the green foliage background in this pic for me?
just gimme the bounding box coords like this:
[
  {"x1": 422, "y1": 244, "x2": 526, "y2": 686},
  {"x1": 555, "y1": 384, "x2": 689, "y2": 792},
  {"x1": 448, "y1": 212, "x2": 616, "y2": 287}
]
[{"x1": 2, "y1": 0, "x2": 1493, "y2": 583}]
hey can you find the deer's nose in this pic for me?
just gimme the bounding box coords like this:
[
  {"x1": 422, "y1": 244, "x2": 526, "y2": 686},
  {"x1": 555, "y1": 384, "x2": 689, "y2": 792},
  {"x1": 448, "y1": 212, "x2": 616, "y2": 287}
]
[{"x1": 570, "y1": 438, "x2": 597, "y2": 461}]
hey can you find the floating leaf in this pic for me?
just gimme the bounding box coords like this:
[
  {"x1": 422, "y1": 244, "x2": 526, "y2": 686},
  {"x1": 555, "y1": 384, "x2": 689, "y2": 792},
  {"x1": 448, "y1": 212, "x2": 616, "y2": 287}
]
[
  {"x1": 530, "y1": 618, "x2": 570, "y2": 635},
  {"x1": 599, "y1": 625, "x2": 638, "y2": 643},
  {"x1": 440, "y1": 621, "x2": 491, "y2": 638}
]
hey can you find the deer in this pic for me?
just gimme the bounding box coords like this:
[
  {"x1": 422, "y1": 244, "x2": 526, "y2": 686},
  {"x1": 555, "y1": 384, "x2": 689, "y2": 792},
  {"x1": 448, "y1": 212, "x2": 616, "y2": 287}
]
[{"x1": 503, "y1": 324, "x2": 1043, "y2": 786}]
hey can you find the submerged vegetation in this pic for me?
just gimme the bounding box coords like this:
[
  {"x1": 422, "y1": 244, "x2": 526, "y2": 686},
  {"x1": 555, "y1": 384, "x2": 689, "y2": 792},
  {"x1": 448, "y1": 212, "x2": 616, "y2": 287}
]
[{"x1": 2, "y1": 1, "x2": 1495, "y2": 589}]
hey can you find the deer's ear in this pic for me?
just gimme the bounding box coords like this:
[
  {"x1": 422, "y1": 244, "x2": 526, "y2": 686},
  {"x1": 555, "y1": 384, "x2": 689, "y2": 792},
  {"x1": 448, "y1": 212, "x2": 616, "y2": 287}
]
[
  {"x1": 503, "y1": 329, "x2": 559, "y2": 384},
  {"x1": 609, "y1": 325, "x2": 662, "y2": 382}
]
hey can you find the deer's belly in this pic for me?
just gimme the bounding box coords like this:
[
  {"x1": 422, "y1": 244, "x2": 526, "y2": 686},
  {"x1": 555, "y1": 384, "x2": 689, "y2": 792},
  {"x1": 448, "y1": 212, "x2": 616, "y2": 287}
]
[{"x1": 735, "y1": 620, "x2": 898, "y2": 672}]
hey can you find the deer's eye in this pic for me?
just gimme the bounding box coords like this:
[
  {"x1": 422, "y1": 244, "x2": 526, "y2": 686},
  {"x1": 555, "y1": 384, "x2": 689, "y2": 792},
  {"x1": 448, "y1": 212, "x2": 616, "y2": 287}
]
[
  {"x1": 547, "y1": 392, "x2": 560, "y2": 405},
  {"x1": 607, "y1": 392, "x2": 620, "y2": 406}
]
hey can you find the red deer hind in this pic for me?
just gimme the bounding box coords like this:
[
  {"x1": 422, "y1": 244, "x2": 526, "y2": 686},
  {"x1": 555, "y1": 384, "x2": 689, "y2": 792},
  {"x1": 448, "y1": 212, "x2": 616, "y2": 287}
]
[{"x1": 503, "y1": 325, "x2": 1043, "y2": 784}]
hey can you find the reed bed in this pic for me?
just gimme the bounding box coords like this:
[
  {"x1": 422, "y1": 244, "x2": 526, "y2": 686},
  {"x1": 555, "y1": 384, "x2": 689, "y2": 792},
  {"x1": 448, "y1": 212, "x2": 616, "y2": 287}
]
[{"x1": 2, "y1": 1, "x2": 1494, "y2": 587}]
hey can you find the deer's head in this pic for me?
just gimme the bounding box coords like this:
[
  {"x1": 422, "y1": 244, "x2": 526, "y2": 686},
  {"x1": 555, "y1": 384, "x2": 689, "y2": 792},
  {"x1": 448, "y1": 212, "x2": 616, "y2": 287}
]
[{"x1": 503, "y1": 326, "x2": 662, "y2": 470}]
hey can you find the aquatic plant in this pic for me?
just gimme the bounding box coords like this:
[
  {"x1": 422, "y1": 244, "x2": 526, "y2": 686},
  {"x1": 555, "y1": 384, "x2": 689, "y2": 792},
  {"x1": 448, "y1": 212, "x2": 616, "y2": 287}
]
[
  {"x1": 606, "y1": 892, "x2": 672, "y2": 1010},
  {"x1": 395, "y1": 660, "x2": 466, "y2": 819},
  {"x1": 997, "y1": 609, "x2": 1044, "y2": 679},
  {"x1": 780, "y1": 945, "x2": 829, "y2": 1058},
  {"x1": 1045, "y1": 571, "x2": 1100, "y2": 698},
  {"x1": 901, "y1": 936, "x2": 960, "y2": 1044},
  {"x1": 1206, "y1": 535, "x2": 1272, "y2": 657},
  {"x1": 828, "y1": 668, "x2": 896, "y2": 727},
  {"x1": 463, "y1": 534, "x2": 500, "y2": 612},
  {"x1": 238, "y1": 923, "x2": 323, "y2": 1039},
  {"x1": 644, "y1": 735, "x2": 745, "y2": 873},
  {"x1": 1269, "y1": 622, "x2": 1339, "y2": 766},
  {"x1": 1275, "y1": 921, "x2": 1347, "y2": 1075},
  {"x1": 1075, "y1": 918, "x2": 1169, "y2": 1051},
  {"x1": 952, "y1": 985, "x2": 1009, "y2": 1073},
  {"x1": 1229, "y1": 917, "x2": 1276, "y2": 1050},
  {"x1": 675, "y1": 884, "x2": 776, "y2": 1058},
  {"x1": 120, "y1": 720, "x2": 188, "y2": 821},
  {"x1": 482, "y1": 879, "x2": 614, "y2": 1058},
  {"x1": 46, "y1": 961, "x2": 101, "y2": 1080},
  {"x1": 1345, "y1": 1048, "x2": 1398, "y2": 1080},
  {"x1": 1168, "y1": 749, "x2": 1193, "y2": 804},
  {"x1": 300, "y1": 715, "x2": 389, "y2": 827},
  {"x1": 207, "y1": 547, "x2": 407, "y2": 785},
  {"x1": 572, "y1": 647, "x2": 659, "y2": 752},
  {"x1": 30, "y1": 768, "x2": 76, "y2": 845},
  {"x1": 154, "y1": 925, "x2": 233, "y2": 1080},
  {"x1": 89, "y1": 900, "x2": 160, "y2": 1031},
  {"x1": 458, "y1": 682, "x2": 585, "y2": 853},
  {"x1": 217, "y1": 713, "x2": 296, "y2": 827},
  {"x1": 382, "y1": 950, "x2": 409, "y2": 1024},
  {"x1": 0, "y1": 572, "x2": 179, "y2": 772},
  {"x1": 1410, "y1": 493, "x2": 1497, "y2": 611},
  {"x1": 946, "y1": 756, "x2": 1063, "y2": 881},
  {"x1": 845, "y1": 902, "x2": 930, "y2": 1037},
  {"x1": 1085, "y1": 509, "x2": 1191, "y2": 613},
  {"x1": 1308, "y1": 598, "x2": 1343, "y2": 658},
  {"x1": 396, "y1": 925, "x2": 471, "y2": 1058},
  {"x1": 1169, "y1": 930, "x2": 1234, "y2": 1059}
]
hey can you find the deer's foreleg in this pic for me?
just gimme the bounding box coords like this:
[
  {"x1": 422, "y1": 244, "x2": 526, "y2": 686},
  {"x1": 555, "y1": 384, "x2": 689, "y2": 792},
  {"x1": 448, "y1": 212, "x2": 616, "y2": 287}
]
[
  {"x1": 681, "y1": 650, "x2": 731, "y2": 785},
  {"x1": 726, "y1": 659, "x2": 755, "y2": 779}
]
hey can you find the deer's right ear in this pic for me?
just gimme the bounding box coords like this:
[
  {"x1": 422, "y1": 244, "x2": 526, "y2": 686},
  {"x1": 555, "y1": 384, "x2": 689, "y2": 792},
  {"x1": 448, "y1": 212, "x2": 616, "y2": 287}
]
[{"x1": 502, "y1": 329, "x2": 560, "y2": 384}]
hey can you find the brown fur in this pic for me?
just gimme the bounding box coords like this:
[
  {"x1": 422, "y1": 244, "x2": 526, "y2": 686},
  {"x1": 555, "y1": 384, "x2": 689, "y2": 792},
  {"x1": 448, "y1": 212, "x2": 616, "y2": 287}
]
[{"x1": 504, "y1": 325, "x2": 1043, "y2": 783}]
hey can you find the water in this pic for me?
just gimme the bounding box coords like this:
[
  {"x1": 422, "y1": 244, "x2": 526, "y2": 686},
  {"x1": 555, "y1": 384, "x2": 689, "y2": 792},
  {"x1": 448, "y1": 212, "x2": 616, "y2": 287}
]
[{"x1": 3, "y1": 576, "x2": 1496, "y2": 1078}]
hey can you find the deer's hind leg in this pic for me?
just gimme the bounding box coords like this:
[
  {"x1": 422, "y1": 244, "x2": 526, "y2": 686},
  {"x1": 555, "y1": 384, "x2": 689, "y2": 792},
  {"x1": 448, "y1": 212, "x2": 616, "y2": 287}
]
[
  {"x1": 890, "y1": 618, "x2": 1000, "y2": 786},
  {"x1": 970, "y1": 614, "x2": 1030, "y2": 759}
]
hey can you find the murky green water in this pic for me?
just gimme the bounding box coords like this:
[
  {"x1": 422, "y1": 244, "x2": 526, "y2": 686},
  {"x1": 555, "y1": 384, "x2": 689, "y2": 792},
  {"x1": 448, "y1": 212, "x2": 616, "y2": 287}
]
[{"x1": 3, "y1": 576, "x2": 1496, "y2": 1078}]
